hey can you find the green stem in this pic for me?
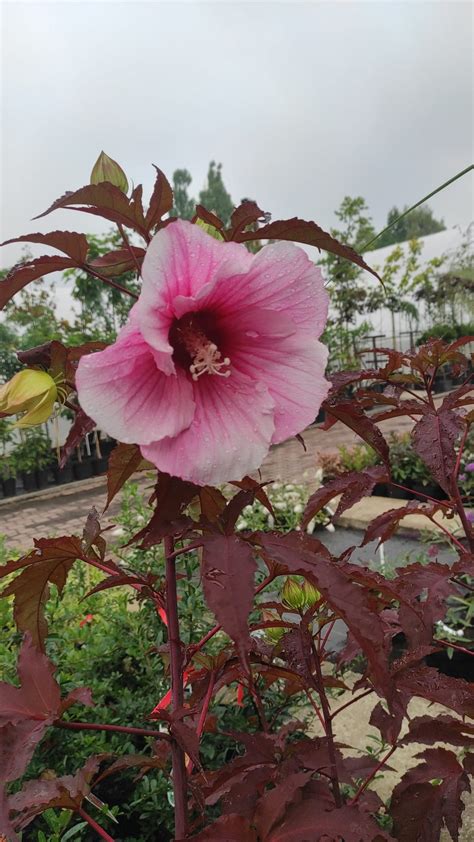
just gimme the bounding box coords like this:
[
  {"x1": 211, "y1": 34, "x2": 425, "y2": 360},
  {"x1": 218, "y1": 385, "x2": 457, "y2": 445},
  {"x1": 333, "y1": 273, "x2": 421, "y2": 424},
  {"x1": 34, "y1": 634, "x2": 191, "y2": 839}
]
[{"x1": 363, "y1": 165, "x2": 473, "y2": 251}]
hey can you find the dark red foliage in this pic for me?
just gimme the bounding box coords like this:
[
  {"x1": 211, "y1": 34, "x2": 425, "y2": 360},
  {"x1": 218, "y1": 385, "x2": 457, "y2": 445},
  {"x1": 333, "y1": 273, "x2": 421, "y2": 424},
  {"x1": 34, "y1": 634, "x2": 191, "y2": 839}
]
[
  {"x1": 145, "y1": 165, "x2": 174, "y2": 232},
  {"x1": 302, "y1": 465, "x2": 389, "y2": 525},
  {"x1": 59, "y1": 408, "x2": 96, "y2": 468},
  {"x1": 390, "y1": 748, "x2": 471, "y2": 842},
  {"x1": 412, "y1": 408, "x2": 465, "y2": 495},
  {"x1": 0, "y1": 254, "x2": 80, "y2": 310},
  {"x1": 104, "y1": 442, "x2": 151, "y2": 509}
]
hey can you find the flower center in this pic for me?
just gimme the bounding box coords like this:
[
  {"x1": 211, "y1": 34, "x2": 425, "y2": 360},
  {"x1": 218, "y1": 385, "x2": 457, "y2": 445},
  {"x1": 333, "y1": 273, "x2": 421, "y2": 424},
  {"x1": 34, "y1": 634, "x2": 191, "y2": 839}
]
[{"x1": 169, "y1": 314, "x2": 231, "y2": 381}]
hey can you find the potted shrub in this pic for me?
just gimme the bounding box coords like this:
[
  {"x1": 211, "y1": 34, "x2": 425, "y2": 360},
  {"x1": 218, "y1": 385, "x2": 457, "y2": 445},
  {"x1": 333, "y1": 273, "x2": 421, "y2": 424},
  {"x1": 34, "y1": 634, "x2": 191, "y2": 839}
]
[
  {"x1": 14, "y1": 436, "x2": 38, "y2": 492},
  {"x1": 52, "y1": 459, "x2": 74, "y2": 485},
  {"x1": 388, "y1": 433, "x2": 413, "y2": 498},
  {"x1": 338, "y1": 443, "x2": 387, "y2": 495},
  {"x1": 72, "y1": 438, "x2": 94, "y2": 480},
  {"x1": 92, "y1": 429, "x2": 108, "y2": 475},
  {"x1": 0, "y1": 454, "x2": 17, "y2": 497}
]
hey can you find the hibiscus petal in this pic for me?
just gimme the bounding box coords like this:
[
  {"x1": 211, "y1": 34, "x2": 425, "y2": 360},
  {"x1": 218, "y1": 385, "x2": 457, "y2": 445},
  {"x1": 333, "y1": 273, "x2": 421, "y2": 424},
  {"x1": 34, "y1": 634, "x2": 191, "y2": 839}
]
[
  {"x1": 141, "y1": 371, "x2": 275, "y2": 486},
  {"x1": 76, "y1": 327, "x2": 195, "y2": 445},
  {"x1": 137, "y1": 220, "x2": 252, "y2": 371},
  {"x1": 229, "y1": 324, "x2": 330, "y2": 443},
  {"x1": 205, "y1": 241, "x2": 328, "y2": 338}
]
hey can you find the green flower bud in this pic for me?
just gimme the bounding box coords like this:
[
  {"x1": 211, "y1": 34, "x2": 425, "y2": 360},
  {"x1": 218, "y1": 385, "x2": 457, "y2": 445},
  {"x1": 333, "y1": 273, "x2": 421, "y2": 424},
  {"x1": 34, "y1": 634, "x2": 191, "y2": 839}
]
[
  {"x1": 0, "y1": 369, "x2": 57, "y2": 428},
  {"x1": 194, "y1": 218, "x2": 224, "y2": 241},
  {"x1": 282, "y1": 577, "x2": 306, "y2": 611},
  {"x1": 91, "y1": 151, "x2": 129, "y2": 193},
  {"x1": 303, "y1": 579, "x2": 321, "y2": 607}
]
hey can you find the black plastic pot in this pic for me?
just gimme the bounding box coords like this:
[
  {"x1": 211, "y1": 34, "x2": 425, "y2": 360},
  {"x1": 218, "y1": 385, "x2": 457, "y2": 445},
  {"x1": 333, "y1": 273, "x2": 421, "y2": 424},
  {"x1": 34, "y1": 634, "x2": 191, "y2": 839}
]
[
  {"x1": 21, "y1": 471, "x2": 37, "y2": 492},
  {"x1": 73, "y1": 460, "x2": 94, "y2": 481},
  {"x1": 2, "y1": 477, "x2": 17, "y2": 497},
  {"x1": 35, "y1": 468, "x2": 51, "y2": 489},
  {"x1": 425, "y1": 650, "x2": 474, "y2": 683},
  {"x1": 100, "y1": 439, "x2": 116, "y2": 457},
  {"x1": 388, "y1": 484, "x2": 411, "y2": 500},
  {"x1": 372, "y1": 483, "x2": 389, "y2": 497},
  {"x1": 92, "y1": 456, "x2": 108, "y2": 476},
  {"x1": 52, "y1": 464, "x2": 74, "y2": 485},
  {"x1": 315, "y1": 408, "x2": 326, "y2": 424}
]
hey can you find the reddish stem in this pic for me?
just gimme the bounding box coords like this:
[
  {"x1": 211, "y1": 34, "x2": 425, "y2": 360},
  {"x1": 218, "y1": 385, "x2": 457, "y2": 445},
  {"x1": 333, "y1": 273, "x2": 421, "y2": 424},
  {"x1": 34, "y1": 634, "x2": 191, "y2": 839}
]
[
  {"x1": 304, "y1": 688, "x2": 326, "y2": 732},
  {"x1": 425, "y1": 514, "x2": 467, "y2": 553},
  {"x1": 436, "y1": 638, "x2": 474, "y2": 658},
  {"x1": 54, "y1": 719, "x2": 170, "y2": 741},
  {"x1": 390, "y1": 481, "x2": 451, "y2": 507},
  {"x1": 76, "y1": 806, "x2": 115, "y2": 841},
  {"x1": 349, "y1": 744, "x2": 397, "y2": 804},
  {"x1": 117, "y1": 222, "x2": 143, "y2": 278},
  {"x1": 165, "y1": 536, "x2": 188, "y2": 839},
  {"x1": 330, "y1": 688, "x2": 374, "y2": 720},
  {"x1": 454, "y1": 424, "x2": 469, "y2": 479},
  {"x1": 186, "y1": 671, "x2": 216, "y2": 775},
  {"x1": 310, "y1": 641, "x2": 342, "y2": 807},
  {"x1": 318, "y1": 618, "x2": 337, "y2": 657},
  {"x1": 85, "y1": 265, "x2": 138, "y2": 299}
]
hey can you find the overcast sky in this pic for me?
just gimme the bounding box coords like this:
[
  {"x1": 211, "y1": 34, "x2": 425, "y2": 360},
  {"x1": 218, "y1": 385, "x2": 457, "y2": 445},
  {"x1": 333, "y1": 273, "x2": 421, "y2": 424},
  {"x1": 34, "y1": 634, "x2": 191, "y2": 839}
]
[{"x1": 1, "y1": 0, "x2": 473, "y2": 273}]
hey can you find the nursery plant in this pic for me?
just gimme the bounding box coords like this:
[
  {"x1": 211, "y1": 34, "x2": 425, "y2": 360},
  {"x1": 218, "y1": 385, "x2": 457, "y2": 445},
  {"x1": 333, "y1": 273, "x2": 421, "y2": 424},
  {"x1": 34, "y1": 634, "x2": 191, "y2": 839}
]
[{"x1": 0, "y1": 153, "x2": 473, "y2": 842}]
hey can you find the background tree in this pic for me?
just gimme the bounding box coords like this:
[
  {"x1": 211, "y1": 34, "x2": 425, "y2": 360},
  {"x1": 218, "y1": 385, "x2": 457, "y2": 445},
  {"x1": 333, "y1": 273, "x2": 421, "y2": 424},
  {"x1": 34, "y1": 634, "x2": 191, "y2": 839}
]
[
  {"x1": 170, "y1": 169, "x2": 196, "y2": 220},
  {"x1": 373, "y1": 203, "x2": 445, "y2": 249},
  {"x1": 199, "y1": 161, "x2": 234, "y2": 226}
]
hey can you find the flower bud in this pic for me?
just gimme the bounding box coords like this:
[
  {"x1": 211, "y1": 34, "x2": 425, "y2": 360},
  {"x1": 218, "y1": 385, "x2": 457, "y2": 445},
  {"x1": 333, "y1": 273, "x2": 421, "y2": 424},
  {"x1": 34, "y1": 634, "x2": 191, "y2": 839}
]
[
  {"x1": 0, "y1": 370, "x2": 57, "y2": 428},
  {"x1": 282, "y1": 577, "x2": 306, "y2": 611},
  {"x1": 194, "y1": 218, "x2": 224, "y2": 241},
  {"x1": 90, "y1": 150, "x2": 129, "y2": 193},
  {"x1": 303, "y1": 579, "x2": 321, "y2": 607},
  {"x1": 265, "y1": 625, "x2": 286, "y2": 644}
]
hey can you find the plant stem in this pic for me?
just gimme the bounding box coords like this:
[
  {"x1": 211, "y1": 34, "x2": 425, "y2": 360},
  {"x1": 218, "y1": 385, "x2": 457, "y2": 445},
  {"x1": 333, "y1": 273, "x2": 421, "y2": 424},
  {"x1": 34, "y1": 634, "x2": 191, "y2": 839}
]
[
  {"x1": 330, "y1": 688, "x2": 374, "y2": 720},
  {"x1": 349, "y1": 744, "x2": 397, "y2": 804},
  {"x1": 304, "y1": 688, "x2": 326, "y2": 732},
  {"x1": 436, "y1": 638, "x2": 474, "y2": 658},
  {"x1": 117, "y1": 222, "x2": 143, "y2": 277},
  {"x1": 77, "y1": 807, "x2": 115, "y2": 841},
  {"x1": 186, "y1": 672, "x2": 216, "y2": 775},
  {"x1": 362, "y1": 165, "x2": 474, "y2": 251},
  {"x1": 54, "y1": 719, "x2": 170, "y2": 741},
  {"x1": 85, "y1": 265, "x2": 138, "y2": 299},
  {"x1": 164, "y1": 536, "x2": 188, "y2": 839},
  {"x1": 310, "y1": 641, "x2": 342, "y2": 807}
]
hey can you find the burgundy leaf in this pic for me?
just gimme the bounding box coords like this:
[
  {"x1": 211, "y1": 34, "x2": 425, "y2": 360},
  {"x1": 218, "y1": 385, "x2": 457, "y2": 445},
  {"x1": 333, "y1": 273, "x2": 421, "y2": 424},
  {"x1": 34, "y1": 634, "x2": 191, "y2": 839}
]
[
  {"x1": 302, "y1": 465, "x2": 389, "y2": 527},
  {"x1": 8, "y1": 755, "x2": 105, "y2": 830},
  {"x1": 0, "y1": 636, "x2": 62, "y2": 783},
  {"x1": 82, "y1": 506, "x2": 104, "y2": 556},
  {"x1": 88, "y1": 246, "x2": 145, "y2": 277},
  {"x1": 235, "y1": 216, "x2": 382, "y2": 281},
  {"x1": 390, "y1": 748, "x2": 471, "y2": 842},
  {"x1": 362, "y1": 501, "x2": 440, "y2": 547},
  {"x1": 59, "y1": 409, "x2": 96, "y2": 468},
  {"x1": 269, "y1": 802, "x2": 394, "y2": 841},
  {"x1": 322, "y1": 399, "x2": 390, "y2": 464},
  {"x1": 135, "y1": 473, "x2": 198, "y2": 545},
  {"x1": 395, "y1": 665, "x2": 474, "y2": 718},
  {"x1": 228, "y1": 200, "x2": 266, "y2": 238},
  {"x1": 0, "y1": 537, "x2": 83, "y2": 648},
  {"x1": 201, "y1": 535, "x2": 257, "y2": 661},
  {"x1": 190, "y1": 814, "x2": 258, "y2": 841},
  {"x1": 34, "y1": 182, "x2": 148, "y2": 237},
  {"x1": 254, "y1": 771, "x2": 313, "y2": 838},
  {"x1": 170, "y1": 720, "x2": 201, "y2": 769},
  {"x1": 411, "y1": 409, "x2": 464, "y2": 494},
  {"x1": 193, "y1": 205, "x2": 225, "y2": 231},
  {"x1": 60, "y1": 686, "x2": 94, "y2": 714},
  {"x1": 231, "y1": 476, "x2": 274, "y2": 517},
  {"x1": 0, "y1": 255, "x2": 77, "y2": 310},
  {"x1": 1, "y1": 230, "x2": 89, "y2": 262},
  {"x1": 145, "y1": 165, "x2": 174, "y2": 231},
  {"x1": 105, "y1": 442, "x2": 151, "y2": 510},
  {"x1": 17, "y1": 339, "x2": 67, "y2": 371},
  {"x1": 199, "y1": 486, "x2": 228, "y2": 523},
  {"x1": 64, "y1": 341, "x2": 107, "y2": 384},
  {"x1": 256, "y1": 533, "x2": 392, "y2": 698},
  {"x1": 400, "y1": 714, "x2": 474, "y2": 748}
]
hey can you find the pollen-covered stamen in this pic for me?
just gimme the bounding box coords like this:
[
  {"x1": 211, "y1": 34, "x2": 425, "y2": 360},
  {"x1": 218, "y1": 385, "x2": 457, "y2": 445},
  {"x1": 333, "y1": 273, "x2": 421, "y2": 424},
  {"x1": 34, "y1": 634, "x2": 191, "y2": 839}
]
[
  {"x1": 173, "y1": 319, "x2": 231, "y2": 381},
  {"x1": 190, "y1": 342, "x2": 231, "y2": 381}
]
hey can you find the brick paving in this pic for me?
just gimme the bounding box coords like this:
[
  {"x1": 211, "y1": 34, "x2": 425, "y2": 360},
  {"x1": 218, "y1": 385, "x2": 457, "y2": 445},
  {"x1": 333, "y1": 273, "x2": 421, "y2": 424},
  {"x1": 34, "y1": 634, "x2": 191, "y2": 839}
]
[{"x1": 0, "y1": 394, "x2": 448, "y2": 550}]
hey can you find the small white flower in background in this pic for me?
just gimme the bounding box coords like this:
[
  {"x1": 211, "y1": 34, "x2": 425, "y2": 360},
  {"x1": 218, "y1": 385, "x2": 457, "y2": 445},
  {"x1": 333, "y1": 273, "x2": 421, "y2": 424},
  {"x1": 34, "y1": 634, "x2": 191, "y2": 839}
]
[
  {"x1": 306, "y1": 518, "x2": 316, "y2": 534},
  {"x1": 325, "y1": 523, "x2": 335, "y2": 533},
  {"x1": 293, "y1": 503, "x2": 303, "y2": 514},
  {"x1": 111, "y1": 527, "x2": 125, "y2": 537},
  {"x1": 236, "y1": 519, "x2": 248, "y2": 531},
  {"x1": 273, "y1": 501, "x2": 287, "y2": 511},
  {"x1": 243, "y1": 505, "x2": 254, "y2": 515},
  {"x1": 267, "y1": 514, "x2": 275, "y2": 528}
]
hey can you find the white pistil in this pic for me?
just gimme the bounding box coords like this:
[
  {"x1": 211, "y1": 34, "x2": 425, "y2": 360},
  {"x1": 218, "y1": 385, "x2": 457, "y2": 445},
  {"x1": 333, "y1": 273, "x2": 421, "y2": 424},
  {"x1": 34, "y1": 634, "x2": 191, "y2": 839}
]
[{"x1": 189, "y1": 342, "x2": 231, "y2": 381}]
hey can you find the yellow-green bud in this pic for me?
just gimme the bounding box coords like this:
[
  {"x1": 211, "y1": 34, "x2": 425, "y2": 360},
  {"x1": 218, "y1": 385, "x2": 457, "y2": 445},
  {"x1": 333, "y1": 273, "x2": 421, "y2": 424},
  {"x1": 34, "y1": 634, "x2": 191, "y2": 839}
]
[
  {"x1": 265, "y1": 625, "x2": 286, "y2": 644},
  {"x1": 90, "y1": 151, "x2": 129, "y2": 193},
  {"x1": 194, "y1": 218, "x2": 224, "y2": 241},
  {"x1": 0, "y1": 370, "x2": 57, "y2": 428},
  {"x1": 282, "y1": 577, "x2": 306, "y2": 611},
  {"x1": 303, "y1": 580, "x2": 321, "y2": 607}
]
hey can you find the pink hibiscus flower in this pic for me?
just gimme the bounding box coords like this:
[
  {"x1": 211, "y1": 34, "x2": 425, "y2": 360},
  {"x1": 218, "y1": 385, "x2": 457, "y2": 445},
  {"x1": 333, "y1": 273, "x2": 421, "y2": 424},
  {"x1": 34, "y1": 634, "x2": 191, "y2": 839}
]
[{"x1": 76, "y1": 220, "x2": 329, "y2": 485}]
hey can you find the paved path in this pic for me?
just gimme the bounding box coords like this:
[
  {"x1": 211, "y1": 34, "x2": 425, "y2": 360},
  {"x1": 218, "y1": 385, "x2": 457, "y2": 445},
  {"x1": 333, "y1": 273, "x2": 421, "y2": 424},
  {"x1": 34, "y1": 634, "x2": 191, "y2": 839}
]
[{"x1": 0, "y1": 392, "x2": 458, "y2": 550}]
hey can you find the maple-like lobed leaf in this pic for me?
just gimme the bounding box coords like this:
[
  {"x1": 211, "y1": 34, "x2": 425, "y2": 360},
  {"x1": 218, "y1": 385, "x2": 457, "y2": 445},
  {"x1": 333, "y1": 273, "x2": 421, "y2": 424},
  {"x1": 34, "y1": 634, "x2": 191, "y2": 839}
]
[
  {"x1": 411, "y1": 408, "x2": 464, "y2": 494},
  {"x1": 1, "y1": 230, "x2": 89, "y2": 263},
  {"x1": 253, "y1": 771, "x2": 313, "y2": 838},
  {"x1": 235, "y1": 215, "x2": 382, "y2": 281},
  {"x1": 16, "y1": 339, "x2": 67, "y2": 373},
  {"x1": 104, "y1": 442, "x2": 152, "y2": 510},
  {"x1": 321, "y1": 399, "x2": 390, "y2": 464},
  {"x1": 34, "y1": 182, "x2": 148, "y2": 238},
  {"x1": 302, "y1": 465, "x2": 389, "y2": 527},
  {"x1": 201, "y1": 535, "x2": 257, "y2": 662},
  {"x1": 0, "y1": 255, "x2": 77, "y2": 310},
  {"x1": 59, "y1": 408, "x2": 96, "y2": 468},
  {"x1": 390, "y1": 747, "x2": 471, "y2": 842},
  {"x1": 145, "y1": 165, "x2": 174, "y2": 232},
  {"x1": 228, "y1": 200, "x2": 266, "y2": 239},
  {"x1": 135, "y1": 473, "x2": 198, "y2": 545},
  {"x1": 362, "y1": 501, "x2": 440, "y2": 547},
  {"x1": 189, "y1": 813, "x2": 258, "y2": 841},
  {"x1": 401, "y1": 714, "x2": 474, "y2": 748},
  {"x1": 0, "y1": 537, "x2": 84, "y2": 648},
  {"x1": 268, "y1": 800, "x2": 394, "y2": 841}
]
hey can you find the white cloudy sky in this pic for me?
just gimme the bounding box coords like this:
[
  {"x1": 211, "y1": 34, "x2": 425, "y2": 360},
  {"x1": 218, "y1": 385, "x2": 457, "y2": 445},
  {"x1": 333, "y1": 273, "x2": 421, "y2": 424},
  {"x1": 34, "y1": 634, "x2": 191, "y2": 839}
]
[{"x1": 1, "y1": 0, "x2": 473, "y2": 280}]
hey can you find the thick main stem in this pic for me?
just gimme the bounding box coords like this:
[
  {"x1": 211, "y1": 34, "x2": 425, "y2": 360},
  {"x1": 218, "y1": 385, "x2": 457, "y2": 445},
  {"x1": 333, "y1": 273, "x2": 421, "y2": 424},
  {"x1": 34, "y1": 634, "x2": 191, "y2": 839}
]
[{"x1": 164, "y1": 536, "x2": 188, "y2": 839}]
